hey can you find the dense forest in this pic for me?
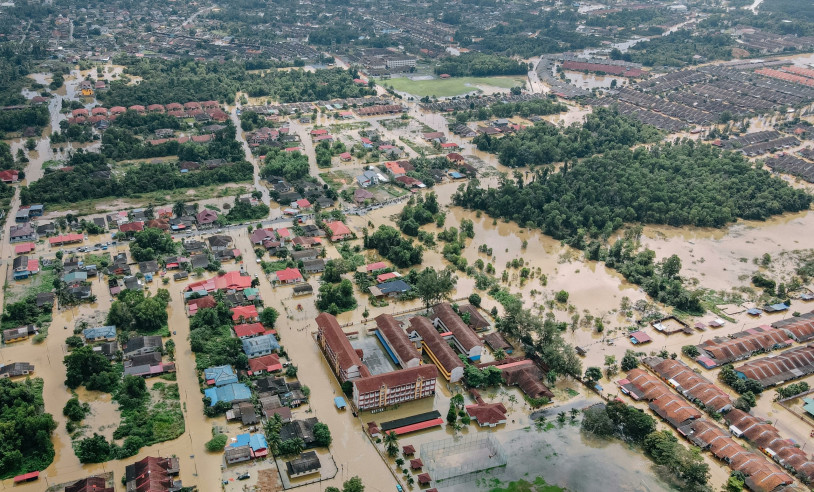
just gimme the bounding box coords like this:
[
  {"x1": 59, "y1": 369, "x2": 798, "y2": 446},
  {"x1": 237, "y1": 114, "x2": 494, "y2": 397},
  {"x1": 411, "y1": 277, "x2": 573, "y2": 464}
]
[
  {"x1": 619, "y1": 30, "x2": 735, "y2": 67},
  {"x1": 261, "y1": 149, "x2": 310, "y2": 182},
  {"x1": 20, "y1": 149, "x2": 253, "y2": 205},
  {"x1": 454, "y1": 141, "x2": 811, "y2": 241},
  {"x1": 473, "y1": 108, "x2": 662, "y2": 167},
  {"x1": 0, "y1": 105, "x2": 49, "y2": 135},
  {"x1": 433, "y1": 53, "x2": 528, "y2": 77},
  {"x1": 101, "y1": 57, "x2": 374, "y2": 106},
  {"x1": 452, "y1": 98, "x2": 567, "y2": 123},
  {"x1": 455, "y1": 141, "x2": 811, "y2": 309},
  {"x1": 102, "y1": 125, "x2": 244, "y2": 162},
  {"x1": 0, "y1": 378, "x2": 57, "y2": 479}
]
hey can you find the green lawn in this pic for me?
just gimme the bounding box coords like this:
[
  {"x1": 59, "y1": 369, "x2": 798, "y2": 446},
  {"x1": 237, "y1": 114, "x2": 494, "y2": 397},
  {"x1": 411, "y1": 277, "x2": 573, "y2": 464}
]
[{"x1": 378, "y1": 76, "x2": 526, "y2": 98}]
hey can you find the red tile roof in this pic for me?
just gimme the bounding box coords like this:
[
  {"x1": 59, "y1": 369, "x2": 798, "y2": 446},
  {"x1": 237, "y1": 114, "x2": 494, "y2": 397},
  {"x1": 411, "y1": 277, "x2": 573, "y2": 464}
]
[
  {"x1": 234, "y1": 322, "x2": 265, "y2": 338},
  {"x1": 316, "y1": 312, "x2": 370, "y2": 380},
  {"x1": 353, "y1": 364, "x2": 437, "y2": 395},
  {"x1": 465, "y1": 401, "x2": 507, "y2": 425},
  {"x1": 433, "y1": 302, "x2": 481, "y2": 353},
  {"x1": 366, "y1": 262, "x2": 388, "y2": 272},
  {"x1": 326, "y1": 221, "x2": 352, "y2": 239},
  {"x1": 248, "y1": 354, "x2": 282, "y2": 374},
  {"x1": 375, "y1": 314, "x2": 419, "y2": 365},
  {"x1": 187, "y1": 271, "x2": 252, "y2": 292},
  {"x1": 231, "y1": 305, "x2": 258, "y2": 322},
  {"x1": 119, "y1": 221, "x2": 145, "y2": 233},
  {"x1": 645, "y1": 358, "x2": 732, "y2": 412},
  {"x1": 275, "y1": 267, "x2": 302, "y2": 282},
  {"x1": 14, "y1": 242, "x2": 35, "y2": 255}
]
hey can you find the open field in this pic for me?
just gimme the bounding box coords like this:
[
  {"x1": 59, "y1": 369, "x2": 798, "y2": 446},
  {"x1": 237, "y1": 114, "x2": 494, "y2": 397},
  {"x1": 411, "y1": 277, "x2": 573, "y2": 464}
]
[{"x1": 379, "y1": 76, "x2": 526, "y2": 98}]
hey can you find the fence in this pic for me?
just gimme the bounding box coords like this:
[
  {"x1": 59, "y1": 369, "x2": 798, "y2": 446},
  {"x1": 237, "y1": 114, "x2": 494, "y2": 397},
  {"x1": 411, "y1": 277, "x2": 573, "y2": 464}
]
[{"x1": 421, "y1": 433, "x2": 508, "y2": 486}]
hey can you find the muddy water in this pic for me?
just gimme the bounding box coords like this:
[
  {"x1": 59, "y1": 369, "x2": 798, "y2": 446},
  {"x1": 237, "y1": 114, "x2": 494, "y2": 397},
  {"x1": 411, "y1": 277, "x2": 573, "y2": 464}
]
[
  {"x1": 563, "y1": 71, "x2": 628, "y2": 90},
  {"x1": 639, "y1": 210, "x2": 814, "y2": 291}
]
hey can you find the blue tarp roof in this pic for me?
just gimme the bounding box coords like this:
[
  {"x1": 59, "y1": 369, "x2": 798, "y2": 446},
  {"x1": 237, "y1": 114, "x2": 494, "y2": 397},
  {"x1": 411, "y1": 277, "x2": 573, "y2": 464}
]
[
  {"x1": 204, "y1": 383, "x2": 251, "y2": 406},
  {"x1": 334, "y1": 396, "x2": 347, "y2": 409},
  {"x1": 747, "y1": 308, "x2": 763, "y2": 315},
  {"x1": 231, "y1": 433, "x2": 268, "y2": 452}
]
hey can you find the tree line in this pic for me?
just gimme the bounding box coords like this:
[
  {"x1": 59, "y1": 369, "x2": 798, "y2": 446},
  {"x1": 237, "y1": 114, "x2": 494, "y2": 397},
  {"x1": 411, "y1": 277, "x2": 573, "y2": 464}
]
[
  {"x1": 20, "y1": 149, "x2": 253, "y2": 206},
  {"x1": 433, "y1": 53, "x2": 528, "y2": 77},
  {"x1": 0, "y1": 378, "x2": 56, "y2": 479},
  {"x1": 472, "y1": 108, "x2": 662, "y2": 168}
]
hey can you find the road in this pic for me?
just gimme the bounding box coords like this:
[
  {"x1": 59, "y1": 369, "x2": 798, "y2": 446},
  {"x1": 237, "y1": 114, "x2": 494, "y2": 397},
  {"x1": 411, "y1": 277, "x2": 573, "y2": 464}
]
[{"x1": 230, "y1": 104, "x2": 271, "y2": 207}]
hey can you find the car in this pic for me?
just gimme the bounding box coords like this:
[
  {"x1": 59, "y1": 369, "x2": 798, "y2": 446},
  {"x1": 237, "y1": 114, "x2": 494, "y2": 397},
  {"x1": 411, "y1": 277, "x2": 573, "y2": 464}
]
[
  {"x1": 256, "y1": 259, "x2": 261, "y2": 263},
  {"x1": 397, "y1": 485, "x2": 403, "y2": 492},
  {"x1": 237, "y1": 472, "x2": 250, "y2": 480}
]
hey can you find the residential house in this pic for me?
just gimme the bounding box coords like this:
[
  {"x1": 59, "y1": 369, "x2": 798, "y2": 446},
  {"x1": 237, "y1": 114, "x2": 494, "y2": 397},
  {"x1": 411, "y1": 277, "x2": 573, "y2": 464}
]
[
  {"x1": 122, "y1": 336, "x2": 163, "y2": 358},
  {"x1": 196, "y1": 209, "x2": 219, "y2": 229},
  {"x1": 286, "y1": 451, "x2": 321, "y2": 478},
  {"x1": 207, "y1": 235, "x2": 232, "y2": 252},
  {"x1": 64, "y1": 476, "x2": 113, "y2": 492},
  {"x1": 232, "y1": 305, "x2": 259, "y2": 323},
  {"x1": 243, "y1": 334, "x2": 280, "y2": 358},
  {"x1": 369, "y1": 279, "x2": 411, "y2": 298},
  {"x1": 124, "y1": 457, "x2": 181, "y2": 492},
  {"x1": 279, "y1": 418, "x2": 319, "y2": 447},
  {"x1": 3, "y1": 325, "x2": 37, "y2": 343},
  {"x1": 204, "y1": 382, "x2": 252, "y2": 406},
  {"x1": 204, "y1": 365, "x2": 239, "y2": 386},
  {"x1": 248, "y1": 354, "x2": 283, "y2": 375},
  {"x1": 0, "y1": 362, "x2": 34, "y2": 379},
  {"x1": 302, "y1": 259, "x2": 325, "y2": 273},
  {"x1": 326, "y1": 221, "x2": 352, "y2": 241},
  {"x1": 9, "y1": 223, "x2": 36, "y2": 243},
  {"x1": 274, "y1": 268, "x2": 303, "y2": 284},
  {"x1": 83, "y1": 325, "x2": 117, "y2": 342},
  {"x1": 356, "y1": 170, "x2": 380, "y2": 188},
  {"x1": 233, "y1": 322, "x2": 267, "y2": 339}
]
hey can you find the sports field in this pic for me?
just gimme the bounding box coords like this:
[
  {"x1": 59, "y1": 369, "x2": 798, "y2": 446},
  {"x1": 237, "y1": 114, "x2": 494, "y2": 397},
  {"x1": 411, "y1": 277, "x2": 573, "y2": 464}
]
[{"x1": 379, "y1": 76, "x2": 526, "y2": 98}]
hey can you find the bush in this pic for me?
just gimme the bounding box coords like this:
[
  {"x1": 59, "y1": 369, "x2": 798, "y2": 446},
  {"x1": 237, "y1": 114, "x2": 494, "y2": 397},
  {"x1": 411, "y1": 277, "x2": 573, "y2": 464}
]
[
  {"x1": 681, "y1": 345, "x2": 700, "y2": 358},
  {"x1": 468, "y1": 293, "x2": 481, "y2": 307},
  {"x1": 555, "y1": 290, "x2": 569, "y2": 303},
  {"x1": 205, "y1": 433, "x2": 228, "y2": 452}
]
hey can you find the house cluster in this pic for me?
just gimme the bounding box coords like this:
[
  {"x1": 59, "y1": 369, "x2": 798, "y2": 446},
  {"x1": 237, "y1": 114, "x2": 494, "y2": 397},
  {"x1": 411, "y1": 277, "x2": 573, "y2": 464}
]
[
  {"x1": 82, "y1": 324, "x2": 172, "y2": 378},
  {"x1": 224, "y1": 432, "x2": 269, "y2": 465},
  {"x1": 124, "y1": 456, "x2": 182, "y2": 492},
  {"x1": 689, "y1": 313, "x2": 814, "y2": 369},
  {"x1": 9, "y1": 204, "x2": 45, "y2": 244},
  {"x1": 245, "y1": 125, "x2": 299, "y2": 150},
  {"x1": 475, "y1": 118, "x2": 525, "y2": 137},
  {"x1": 620, "y1": 363, "x2": 802, "y2": 491},
  {"x1": 267, "y1": 175, "x2": 335, "y2": 210},
  {"x1": 66, "y1": 101, "x2": 228, "y2": 128},
  {"x1": 183, "y1": 270, "x2": 262, "y2": 318}
]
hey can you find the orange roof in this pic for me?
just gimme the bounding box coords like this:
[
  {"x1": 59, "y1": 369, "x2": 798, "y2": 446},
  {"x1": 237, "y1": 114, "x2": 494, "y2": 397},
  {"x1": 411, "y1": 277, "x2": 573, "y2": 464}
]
[
  {"x1": 187, "y1": 271, "x2": 252, "y2": 292},
  {"x1": 231, "y1": 305, "x2": 258, "y2": 321},
  {"x1": 385, "y1": 161, "x2": 406, "y2": 174}
]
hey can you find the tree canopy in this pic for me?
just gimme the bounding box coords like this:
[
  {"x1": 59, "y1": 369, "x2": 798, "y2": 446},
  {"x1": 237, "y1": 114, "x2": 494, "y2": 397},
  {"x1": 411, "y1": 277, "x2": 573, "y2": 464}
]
[{"x1": 0, "y1": 379, "x2": 56, "y2": 479}]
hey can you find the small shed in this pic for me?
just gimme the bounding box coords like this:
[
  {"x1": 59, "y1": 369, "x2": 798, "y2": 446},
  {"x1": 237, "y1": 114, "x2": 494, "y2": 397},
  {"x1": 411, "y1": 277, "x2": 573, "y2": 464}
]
[
  {"x1": 402, "y1": 445, "x2": 415, "y2": 456},
  {"x1": 334, "y1": 396, "x2": 347, "y2": 410},
  {"x1": 410, "y1": 458, "x2": 424, "y2": 470},
  {"x1": 417, "y1": 473, "x2": 431, "y2": 486}
]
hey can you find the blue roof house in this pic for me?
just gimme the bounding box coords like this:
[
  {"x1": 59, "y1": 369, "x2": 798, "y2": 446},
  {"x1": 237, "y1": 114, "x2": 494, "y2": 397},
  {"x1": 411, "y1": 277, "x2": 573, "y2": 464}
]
[
  {"x1": 204, "y1": 365, "x2": 238, "y2": 386},
  {"x1": 204, "y1": 382, "x2": 252, "y2": 406},
  {"x1": 83, "y1": 325, "x2": 117, "y2": 341},
  {"x1": 243, "y1": 334, "x2": 280, "y2": 358}
]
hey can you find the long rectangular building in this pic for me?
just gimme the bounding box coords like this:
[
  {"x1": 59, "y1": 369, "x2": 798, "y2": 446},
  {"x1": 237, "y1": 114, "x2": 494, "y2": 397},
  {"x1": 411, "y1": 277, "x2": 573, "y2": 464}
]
[
  {"x1": 698, "y1": 327, "x2": 791, "y2": 365},
  {"x1": 353, "y1": 364, "x2": 437, "y2": 411},
  {"x1": 644, "y1": 357, "x2": 732, "y2": 412},
  {"x1": 375, "y1": 314, "x2": 420, "y2": 368},
  {"x1": 432, "y1": 302, "x2": 482, "y2": 361},
  {"x1": 409, "y1": 316, "x2": 464, "y2": 382},
  {"x1": 316, "y1": 313, "x2": 370, "y2": 382},
  {"x1": 734, "y1": 344, "x2": 814, "y2": 387}
]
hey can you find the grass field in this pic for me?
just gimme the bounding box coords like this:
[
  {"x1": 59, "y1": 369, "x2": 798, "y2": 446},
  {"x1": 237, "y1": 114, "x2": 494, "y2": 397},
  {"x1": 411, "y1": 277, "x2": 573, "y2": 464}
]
[{"x1": 378, "y1": 76, "x2": 526, "y2": 98}]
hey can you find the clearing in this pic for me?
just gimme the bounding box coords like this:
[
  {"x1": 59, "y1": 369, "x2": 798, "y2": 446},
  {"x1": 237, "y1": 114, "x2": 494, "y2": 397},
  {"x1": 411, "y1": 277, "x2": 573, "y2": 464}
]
[{"x1": 379, "y1": 76, "x2": 526, "y2": 98}]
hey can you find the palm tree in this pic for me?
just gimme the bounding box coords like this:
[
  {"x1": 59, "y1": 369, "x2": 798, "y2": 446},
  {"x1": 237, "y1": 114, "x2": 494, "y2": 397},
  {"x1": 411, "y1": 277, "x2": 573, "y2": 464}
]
[
  {"x1": 493, "y1": 348, "x2": 506, "y2": 361},
  {"x1": 384, "y1": 431, "x2": 399, "y2": 457},
  {"x1": 570, "y1": 408, "x2": 579, "y2": 421},
  {"x1": 557, "y1": 411, "x2": 566, "y2": 424}
]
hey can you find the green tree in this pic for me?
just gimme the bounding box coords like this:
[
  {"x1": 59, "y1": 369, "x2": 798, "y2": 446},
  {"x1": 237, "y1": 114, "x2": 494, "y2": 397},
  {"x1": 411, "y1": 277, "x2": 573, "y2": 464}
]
[
  {"x1": 584, "y1": 367, "x2": 602, "y2": 383},
  {"x1": 620, "y1": 350, "x2": 639, "y2": 371},
  {"x1": 205, "y1": 434, "x2": 228, "y2": 452},
  {"x1": 260, "y1": 307, "x2": 279, "y2": 328},
  {"x1": 415, "y1": 267, "x2": 457, "y2": 310},
  {"x1": 384, "y1": 431, "x2": 399, "y2": 458},
  {"x1": 342, "y1": 476, "x2": 365, "y2": 492},
  {"x1": 313, "y1": 422, "x2": 332, "y2": 447},
  {"x1": 63, "y1": 397, "x2": 88, "y2": 422},
  {"x1": 75, "y1": 433, "x2": 111, "y2": 463}
]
